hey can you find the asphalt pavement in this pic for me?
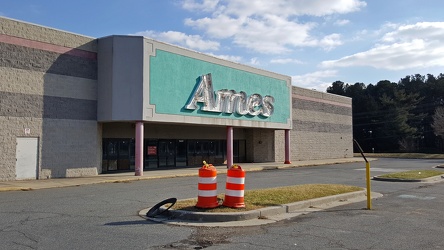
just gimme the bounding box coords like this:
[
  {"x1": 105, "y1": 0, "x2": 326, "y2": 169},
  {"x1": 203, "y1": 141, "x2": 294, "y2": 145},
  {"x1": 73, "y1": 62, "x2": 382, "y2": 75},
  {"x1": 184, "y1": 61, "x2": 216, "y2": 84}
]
[
  {"x1": 1, "y1": 158, "x2": 443, "y2": 249},
  {"x1": 0, "y1": 157, "x2": 370, "y2": 192},
  {"x1": 3, "y1": 157, "x2": 443, "y2": 228}
]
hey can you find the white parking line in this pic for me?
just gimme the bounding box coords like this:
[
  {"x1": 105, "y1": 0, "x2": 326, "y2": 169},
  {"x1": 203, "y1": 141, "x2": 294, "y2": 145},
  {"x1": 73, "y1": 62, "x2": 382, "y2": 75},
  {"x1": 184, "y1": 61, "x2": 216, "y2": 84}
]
[
  {"x1": 398, "y1": 194, "x2": 436, "y2": 200},
  {"x1": 354, "y1": 168, "x2": 407, "y2": 172}
]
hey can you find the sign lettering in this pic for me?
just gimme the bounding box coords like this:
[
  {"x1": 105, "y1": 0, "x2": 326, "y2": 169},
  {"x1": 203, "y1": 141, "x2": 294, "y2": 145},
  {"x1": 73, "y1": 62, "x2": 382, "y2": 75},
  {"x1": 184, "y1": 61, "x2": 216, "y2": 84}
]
[{"x1": 185, "y1": 73, "x2": 274, "y2": 117}]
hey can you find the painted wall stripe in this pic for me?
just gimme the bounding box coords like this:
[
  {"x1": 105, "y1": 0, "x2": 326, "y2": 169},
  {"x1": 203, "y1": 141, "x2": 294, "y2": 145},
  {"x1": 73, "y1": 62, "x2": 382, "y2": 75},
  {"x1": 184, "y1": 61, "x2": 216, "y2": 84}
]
[
  {"x1": 0, "y1": 91, "x2": 97, "y2": 120},
  {"x1": 0, "y1": 34, "x2": 97, "y2": 60},
  {"x1": 293, "y1": 120, "x2": 352, "y2": 133},
  {"x1": 293, "y1": 94, "x2": 351, "y2": 108},
  {"x1": 0, "y1": 43, "x2": 97, "y2": 79}
]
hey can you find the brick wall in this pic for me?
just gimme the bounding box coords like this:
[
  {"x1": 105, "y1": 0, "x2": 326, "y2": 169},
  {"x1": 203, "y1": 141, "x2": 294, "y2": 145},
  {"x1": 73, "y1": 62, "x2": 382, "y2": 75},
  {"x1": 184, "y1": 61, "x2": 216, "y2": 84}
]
[
  {"x1": 245, "y1": 129, "x2": 275, "y2": 162},
  {"x1": 275, "y1": 86, "x2": 353, "y2": 162},
  {"x1": 0, "y1": 17, "x2": 100, "y2": 180}
]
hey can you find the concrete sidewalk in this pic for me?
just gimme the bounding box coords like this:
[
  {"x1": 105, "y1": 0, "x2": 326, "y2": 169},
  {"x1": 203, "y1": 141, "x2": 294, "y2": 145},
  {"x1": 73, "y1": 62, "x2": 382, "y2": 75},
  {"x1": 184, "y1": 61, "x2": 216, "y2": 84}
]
[{"x1": 0, "y1": 157, "x2": 368, "y2": 192}]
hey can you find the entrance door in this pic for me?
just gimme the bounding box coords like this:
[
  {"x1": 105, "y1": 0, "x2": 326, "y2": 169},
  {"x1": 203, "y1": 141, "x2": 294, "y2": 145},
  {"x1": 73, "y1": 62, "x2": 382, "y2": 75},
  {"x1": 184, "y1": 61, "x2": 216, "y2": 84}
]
[
  {"x1": 158, "y1": 140, "x2": 175, "y2": 167},
  {"x1": 15, "y1": 137, "x2": 38, "y2": 180},
  {"x1": 176, "y1": 140, "x2": 187, "y2": 167}
]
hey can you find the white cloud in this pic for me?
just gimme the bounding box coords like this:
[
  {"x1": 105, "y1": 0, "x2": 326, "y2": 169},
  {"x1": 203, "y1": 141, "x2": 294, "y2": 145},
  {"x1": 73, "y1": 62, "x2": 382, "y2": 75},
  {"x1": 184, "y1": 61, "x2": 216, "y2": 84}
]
[
  {"x1": 320, "y1": 22, "x2": 444, "y2": 70},
  {"x1": 207, "y1": 53, "x2": 242, "y2": 62},
  {"x1": 334, "y1": 19, "x2": 350, "y2": 26},
  {"x1": 270, "y1": 58, "x2": 303, "y2": 64},
  {"x1": 292, "y1": 70, "x2": 338, "y2": 91},
  {"x1": 249, "y1": 57, "x2": 260, "y2": 65},
  {"x1": 319, "y1": 33, "x2": 343, "y2": 51},
  {"x1": 184, "y1": 15, "x2": 241, "y2": 39},
  {"x1": 133, "y1": 30, "x2": 219, "y2": 51},
  {"x1": 181, "y1": 0, "x2": 219, "y2": 12},
  {"x1": 183, "y1": 0, "x2": 365, "y2": 54},
  {"x1": 382, "y1": 22, "x2": 444, "y2": 43},
  {"x1": 208, "y1": 0, "x2": 366, "y2": 18}
]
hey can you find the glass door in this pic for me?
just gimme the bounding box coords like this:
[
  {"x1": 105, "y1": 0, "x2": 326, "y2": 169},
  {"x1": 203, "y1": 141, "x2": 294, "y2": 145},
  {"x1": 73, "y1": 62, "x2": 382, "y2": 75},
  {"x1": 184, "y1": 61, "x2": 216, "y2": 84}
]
[
  {"x1": 158, "y1": 140, "x2": 175, "y2": 168},
  {"x1": 144, "y1": 139, "x2": 158, "y2": 169},
  {"x1": 176, "y1": 140, "x2": 187, "y2": 167}
]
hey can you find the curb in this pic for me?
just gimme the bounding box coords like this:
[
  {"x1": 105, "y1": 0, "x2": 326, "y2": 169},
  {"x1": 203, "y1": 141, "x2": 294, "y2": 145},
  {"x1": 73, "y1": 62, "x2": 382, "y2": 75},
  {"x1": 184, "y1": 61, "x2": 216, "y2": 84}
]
[
  {"x1": 0, "y1": 187, "x2": 32, "y2": 192},
  {"x1": 0, "y1": 158, "x2": 370, "y2": 192},
  {"x1": 139, "y1": 189, "x2": 381, "y2": 226},
  {"x1": 372, "y1": 175, "x2": 444, "y2": 182}
]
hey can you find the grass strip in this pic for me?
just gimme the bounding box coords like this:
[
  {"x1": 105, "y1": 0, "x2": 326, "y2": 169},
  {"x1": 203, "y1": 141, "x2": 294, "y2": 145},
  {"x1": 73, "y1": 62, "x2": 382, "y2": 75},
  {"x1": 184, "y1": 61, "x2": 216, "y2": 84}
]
[
  {"x1": 354, "y1": 153, "x2": 444, "y2": 159},
  {"x1": 172, "y1": 184, "x2": 363, "y2": 213},
  {"x1": 377, "y1": 170, "x2": 444, "y2": 180}
]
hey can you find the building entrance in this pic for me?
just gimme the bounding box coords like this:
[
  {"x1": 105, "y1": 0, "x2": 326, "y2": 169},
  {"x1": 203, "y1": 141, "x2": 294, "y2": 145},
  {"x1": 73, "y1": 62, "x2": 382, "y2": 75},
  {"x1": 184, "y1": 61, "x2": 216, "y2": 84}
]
[{"x1": 102, "y1": 138, "x2": 246, "y2": 173}]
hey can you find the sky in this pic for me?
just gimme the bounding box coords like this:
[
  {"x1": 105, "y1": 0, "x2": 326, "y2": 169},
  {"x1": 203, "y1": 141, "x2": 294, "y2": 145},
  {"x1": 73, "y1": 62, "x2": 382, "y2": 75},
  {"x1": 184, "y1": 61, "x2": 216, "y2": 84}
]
[{"x1": 1, "y1": 0, "x2": 444, "y2": 92}]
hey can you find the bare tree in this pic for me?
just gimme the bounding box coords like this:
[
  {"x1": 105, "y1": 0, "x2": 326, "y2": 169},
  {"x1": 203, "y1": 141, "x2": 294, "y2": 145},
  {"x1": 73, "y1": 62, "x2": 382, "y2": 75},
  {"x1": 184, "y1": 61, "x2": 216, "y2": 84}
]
[{"x1": 432, "y1": 106, "x2": 444, "y2": 137}]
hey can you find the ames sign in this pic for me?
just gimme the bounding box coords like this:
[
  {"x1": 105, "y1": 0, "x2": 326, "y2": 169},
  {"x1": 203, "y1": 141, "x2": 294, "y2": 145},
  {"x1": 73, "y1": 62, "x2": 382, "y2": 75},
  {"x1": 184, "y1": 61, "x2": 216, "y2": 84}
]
[{"x1": 185, "y1": 73, "x2": 275, "y2": 117}]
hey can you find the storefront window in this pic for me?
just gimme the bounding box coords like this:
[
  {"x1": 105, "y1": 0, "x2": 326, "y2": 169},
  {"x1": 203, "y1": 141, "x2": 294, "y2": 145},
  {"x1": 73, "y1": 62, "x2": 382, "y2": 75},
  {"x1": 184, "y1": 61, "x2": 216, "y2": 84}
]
[
  {"x1": 119, "y1": 140, "x2": 129, "y2": 158},
  {"x1": 107, "y1": 141, "x2": 118, "y2": 158},
  {"x1": 208, "y1": 141, "x2": 215, "y2": 155},
  {"x1": 188, "y1": 140, "x2": 196, "y2": 155},
  {"x1": 201, "y1": 141, "x2": 209, "y2": 154},
  {"x1": 103, "y1": 138, "x2": 246, "y2": 171}
]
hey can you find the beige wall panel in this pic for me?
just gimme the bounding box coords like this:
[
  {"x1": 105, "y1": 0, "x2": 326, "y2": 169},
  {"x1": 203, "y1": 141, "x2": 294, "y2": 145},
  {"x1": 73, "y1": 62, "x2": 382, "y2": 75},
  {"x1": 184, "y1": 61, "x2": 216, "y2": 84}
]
[
  {"x1": 40, "y1": 119, "x2": 101, "y2": 178},
  {"x1": 293, "y1": 109, "x2": 352, "y2": 125},
  {"x1": 292, "y1": 131, "x2": 353, "y2": 160},
  {"x1": 293, "y1": 86, "x2": 351, "y2": 105},
  {"x1": 275, "y1": 86, "x2": 353, "y2": 162},
  {"x1": 246, "y1": 129, "x2": 275, "y2": 162},
  {"x1": 0, "y1": 17, "x2": 97, "y2": 52},
  {"x1": 0, "y1": 67, "x2": 97, "y2": 100}
]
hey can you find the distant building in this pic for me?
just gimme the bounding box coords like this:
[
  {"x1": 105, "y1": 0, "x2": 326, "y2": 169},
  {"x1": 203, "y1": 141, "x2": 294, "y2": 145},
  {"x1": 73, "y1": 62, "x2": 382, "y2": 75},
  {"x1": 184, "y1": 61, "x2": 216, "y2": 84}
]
[{"x1": 0, "y1": 17, "x2": 353, "y2": 181}]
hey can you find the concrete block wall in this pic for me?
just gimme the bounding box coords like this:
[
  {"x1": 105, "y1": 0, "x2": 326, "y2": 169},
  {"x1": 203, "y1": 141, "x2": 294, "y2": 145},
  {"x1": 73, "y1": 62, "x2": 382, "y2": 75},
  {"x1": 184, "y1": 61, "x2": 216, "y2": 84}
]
[
  {"x1": 275, "y1": 86, "x2": 353, "y2": 162},
  {"x1": 245, "y1": 129, "x2": 275, "y2": 162},
  {"x1": 0, "y1": 17, "x2": 100, "y2": 180}
]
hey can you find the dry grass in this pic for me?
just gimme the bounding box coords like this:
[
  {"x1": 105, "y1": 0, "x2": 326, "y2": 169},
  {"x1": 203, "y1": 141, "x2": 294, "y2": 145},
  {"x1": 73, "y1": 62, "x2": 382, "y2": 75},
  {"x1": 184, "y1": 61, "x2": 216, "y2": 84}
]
[
  {"x1": 377, "y1": 170, "x2": 444, "y2": 180},
  {"x1": 354, "y1": 153, "x2": 444, "y2": 159},
  {"x1": 171, "y1": 184, "x2": 363, "y2": 213}
]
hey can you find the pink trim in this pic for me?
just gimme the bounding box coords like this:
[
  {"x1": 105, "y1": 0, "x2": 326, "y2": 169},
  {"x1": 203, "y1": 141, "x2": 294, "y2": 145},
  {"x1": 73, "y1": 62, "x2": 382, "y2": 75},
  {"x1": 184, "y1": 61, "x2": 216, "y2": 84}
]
[
  {"x1": 293, "y1": 94, "x2": 351, "y2": 108},
  {"x1": 0, "y1": 34, "x2": 97, "y2": 60},
  {"x1": 135, "y1": 122, "x2": 144, "y2": 176},
  {"x1": 284, "y1": 129, "x2": 291, "y2": 164},
  {"x1": 226, "y1": 126, "x2": 233, "y2": 168}
]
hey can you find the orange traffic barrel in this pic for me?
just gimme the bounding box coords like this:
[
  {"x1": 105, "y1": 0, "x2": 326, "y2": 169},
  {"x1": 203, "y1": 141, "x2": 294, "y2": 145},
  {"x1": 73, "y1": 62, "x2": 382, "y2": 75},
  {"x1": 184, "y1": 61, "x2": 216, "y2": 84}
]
[
  {"x1": 222, "y1": 164, "x2": 245, "y2": 208},
  {"x1": 195, "y1": 161, "x2": 219, "y2": 208}
]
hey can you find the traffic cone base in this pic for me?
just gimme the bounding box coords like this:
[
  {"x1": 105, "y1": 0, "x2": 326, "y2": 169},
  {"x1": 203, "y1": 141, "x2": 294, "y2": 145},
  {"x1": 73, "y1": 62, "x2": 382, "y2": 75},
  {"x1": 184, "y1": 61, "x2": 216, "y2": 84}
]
[
  {"x1": 222, "y1": 195, "x2": 245, "y2": 208},
  {"x1": 196, "y1": 196, "x2": 219, "y2": 208}
]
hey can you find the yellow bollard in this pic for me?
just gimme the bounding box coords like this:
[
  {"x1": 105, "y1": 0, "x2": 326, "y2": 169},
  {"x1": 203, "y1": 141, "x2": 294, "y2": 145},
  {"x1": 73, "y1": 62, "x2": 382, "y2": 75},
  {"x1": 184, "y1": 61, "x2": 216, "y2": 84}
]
[
  {"x1": 353, "y1": 139, "x2": 372, "y2": 210},
  {"x1": 366, "y1": 161, "x2": 371, "y2": 210}
]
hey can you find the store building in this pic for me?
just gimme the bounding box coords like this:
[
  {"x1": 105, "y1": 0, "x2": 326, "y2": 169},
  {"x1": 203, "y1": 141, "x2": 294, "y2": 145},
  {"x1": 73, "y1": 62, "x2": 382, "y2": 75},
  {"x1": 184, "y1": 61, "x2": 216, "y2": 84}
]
[{"x1": 0, "y1": 17, "x2": 353, "y2": 181}]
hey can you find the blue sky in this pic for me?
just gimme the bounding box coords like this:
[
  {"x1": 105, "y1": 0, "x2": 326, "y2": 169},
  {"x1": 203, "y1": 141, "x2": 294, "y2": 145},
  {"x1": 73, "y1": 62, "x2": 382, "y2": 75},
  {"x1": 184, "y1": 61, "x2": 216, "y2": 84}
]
[{"x1": 2, "y1": 0, "x2": 444, "y2": 91}]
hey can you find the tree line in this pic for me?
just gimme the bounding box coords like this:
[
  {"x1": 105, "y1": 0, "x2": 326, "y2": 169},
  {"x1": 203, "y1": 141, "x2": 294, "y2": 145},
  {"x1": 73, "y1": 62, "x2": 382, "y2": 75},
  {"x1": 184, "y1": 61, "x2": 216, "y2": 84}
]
[{"x1": 326, "y1": 74, "x2": 444, "y2": 153}]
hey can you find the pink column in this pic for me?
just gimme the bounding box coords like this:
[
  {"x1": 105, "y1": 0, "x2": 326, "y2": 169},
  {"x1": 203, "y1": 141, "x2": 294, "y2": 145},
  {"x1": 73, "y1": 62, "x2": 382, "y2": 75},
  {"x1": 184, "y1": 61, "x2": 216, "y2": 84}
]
[
  {"x1": 284, "y1": 129, "x2": 291, "y2": 164},
  {"x1": 135, "y1": 121, "x2": 144, "y2": 176},
  {"x1": 226, "y1": 126, "x2": 233, "y2": 168}
]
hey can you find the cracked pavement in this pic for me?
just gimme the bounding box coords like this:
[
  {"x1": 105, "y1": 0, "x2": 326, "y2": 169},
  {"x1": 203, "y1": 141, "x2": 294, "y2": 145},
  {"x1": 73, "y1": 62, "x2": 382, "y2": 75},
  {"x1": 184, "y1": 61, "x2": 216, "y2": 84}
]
[{"x1": 1, "y1": 158, "x2": 443, "y2": 249}]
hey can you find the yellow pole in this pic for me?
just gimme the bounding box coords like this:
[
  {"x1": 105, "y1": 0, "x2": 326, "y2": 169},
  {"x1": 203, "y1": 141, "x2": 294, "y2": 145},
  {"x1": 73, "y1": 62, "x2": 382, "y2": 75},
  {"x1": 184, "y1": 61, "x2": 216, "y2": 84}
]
[
  {"x1": 366, "y1": 161, "x2": 372, "y2": 210},
  {"x1": 354, "y1": 139, "x2": 372, "y2": 210}
]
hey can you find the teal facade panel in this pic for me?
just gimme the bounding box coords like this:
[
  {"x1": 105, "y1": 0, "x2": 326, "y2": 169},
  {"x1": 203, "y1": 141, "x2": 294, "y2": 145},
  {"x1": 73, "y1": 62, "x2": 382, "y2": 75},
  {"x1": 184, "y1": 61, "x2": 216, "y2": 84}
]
[{"x1": 149, "y1": 50, "x2": 290, "y2": 125}]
